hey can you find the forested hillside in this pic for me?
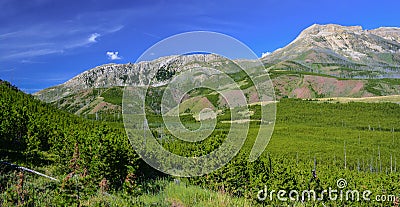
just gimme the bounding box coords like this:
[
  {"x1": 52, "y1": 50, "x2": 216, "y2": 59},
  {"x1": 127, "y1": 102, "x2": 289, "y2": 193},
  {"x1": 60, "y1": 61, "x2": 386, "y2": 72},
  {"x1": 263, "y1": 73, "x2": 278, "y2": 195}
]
[{"x1": 0, "y1": 80, "x2": 143, "y2": 205}]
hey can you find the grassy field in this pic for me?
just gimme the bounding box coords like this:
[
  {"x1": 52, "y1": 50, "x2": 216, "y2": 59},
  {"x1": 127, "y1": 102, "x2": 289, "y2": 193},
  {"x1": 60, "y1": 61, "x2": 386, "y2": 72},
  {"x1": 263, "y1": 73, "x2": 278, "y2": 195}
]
[
  {"x1": 315, "y1": 95, "x2": 400, "y2": 103},
  {"x1": 147, "y1": 99, "x2": 400, "y2": 206},
  {"x1": 89, "y1": 98, "x2": 398, "y2": 205}
]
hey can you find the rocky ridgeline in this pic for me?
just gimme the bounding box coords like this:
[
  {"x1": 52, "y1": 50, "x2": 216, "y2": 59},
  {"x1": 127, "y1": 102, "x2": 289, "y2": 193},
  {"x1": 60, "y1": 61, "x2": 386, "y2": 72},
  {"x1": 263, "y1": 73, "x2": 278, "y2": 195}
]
[{"x1": 34, "y1": 54, "x2": 228, "y2": 102}]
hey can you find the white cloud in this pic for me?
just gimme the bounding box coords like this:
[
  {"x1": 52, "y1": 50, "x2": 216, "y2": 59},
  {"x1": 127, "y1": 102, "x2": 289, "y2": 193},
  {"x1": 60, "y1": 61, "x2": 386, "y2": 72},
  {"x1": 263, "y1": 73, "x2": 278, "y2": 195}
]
[
  {"x1": 106, "y1": 51, "x2": 122, "y2": 60},
  {"x1": 108, "y1": 25, "x2": 124, "y2": 33},
  {"x1": 261, "y1": 52, "x2": 271, "y2": 58},
  {"x1": 88, "y1": 33, "x2": 100, "y2": 43}
]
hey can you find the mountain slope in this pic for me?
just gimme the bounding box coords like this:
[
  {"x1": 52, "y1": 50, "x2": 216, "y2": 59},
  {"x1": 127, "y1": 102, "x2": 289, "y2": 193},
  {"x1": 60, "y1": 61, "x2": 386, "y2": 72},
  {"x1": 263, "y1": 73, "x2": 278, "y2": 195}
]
[
  {"x1": 262, "y1": 24, "x2": 400, "y2": 78},
  {"x1": 35, "y1": 54, "x2": 241, "y2": 102}
]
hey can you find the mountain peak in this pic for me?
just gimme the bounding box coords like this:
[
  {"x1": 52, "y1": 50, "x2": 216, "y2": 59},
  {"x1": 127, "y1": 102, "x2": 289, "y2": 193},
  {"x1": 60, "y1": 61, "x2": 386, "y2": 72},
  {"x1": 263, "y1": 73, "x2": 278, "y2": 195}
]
[
  {"x1": 369, "y1": 26, "x2": 400, "y2": 42},
  {"x1": 298, "y1": 24, "x2": 363, "y2": 39}
]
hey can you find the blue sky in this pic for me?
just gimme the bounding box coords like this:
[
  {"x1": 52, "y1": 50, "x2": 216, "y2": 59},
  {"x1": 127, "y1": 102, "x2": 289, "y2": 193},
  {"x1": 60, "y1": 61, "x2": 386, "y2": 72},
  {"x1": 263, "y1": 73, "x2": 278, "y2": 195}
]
[{"x1": 1, "y1": 0, "x2": 400, "y2": 93}]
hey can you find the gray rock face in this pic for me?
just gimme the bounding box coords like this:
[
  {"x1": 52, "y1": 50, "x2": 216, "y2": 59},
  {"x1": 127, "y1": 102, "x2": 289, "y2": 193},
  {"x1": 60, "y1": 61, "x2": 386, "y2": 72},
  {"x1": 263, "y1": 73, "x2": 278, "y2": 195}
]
[
  {"x1": 369, "y1": 27, "x2": 400, "y2": 43},
  {"x1": 261, "y1": 24, "x2": 400, "y2": 79},
  {"x1": 63, "y1": 54, "x2": 222, "y2": 89},
  {"x1": 34, "y1": 54, "x2": 231, "y2": 102}
]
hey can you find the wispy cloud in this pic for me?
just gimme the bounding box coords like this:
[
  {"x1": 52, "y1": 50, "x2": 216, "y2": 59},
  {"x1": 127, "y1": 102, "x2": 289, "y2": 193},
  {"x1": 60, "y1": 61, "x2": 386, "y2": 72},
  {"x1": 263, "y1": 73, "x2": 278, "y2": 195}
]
[
  {"x1": 0, "y1": 68, "x2": 15, "y2": 72},
  {"x1": 21, "y1": 59, "x2": 45, "y2": 64},
  {"x1": 0, "y1": 1, "x2": 163, "y2": 62},
  {"x1": 88, "y1": 33, "x2": 100, "y2": 43},
  {"x1": 0, "y1": 31, "x2": 19, "y2": 39},
  {"x1": 0, "y1": 12, "x2": 125, "y2": 61},
  {"x1": 2, "y1": 49, "x2": 63, "y2": 60},
  {"x1": 106, "y1": 51, "x2": 122, "y2": 60},
  {"x1": 63, "y1": 32, "x2": 104, "y2": 49},
  {"x1": 143, "y1": 32, "x2": 161, "y2": 39},
  {"x1": 107, "y1": 25, "x2": 124, "y2": 33}
]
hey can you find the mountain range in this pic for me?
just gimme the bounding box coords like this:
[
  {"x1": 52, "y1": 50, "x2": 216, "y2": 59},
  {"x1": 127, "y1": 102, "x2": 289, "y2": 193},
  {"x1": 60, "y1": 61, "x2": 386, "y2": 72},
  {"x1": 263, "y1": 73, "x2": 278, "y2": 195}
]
[{"x1": 34, "y1": 24, "x2": 400, "y2": 116}]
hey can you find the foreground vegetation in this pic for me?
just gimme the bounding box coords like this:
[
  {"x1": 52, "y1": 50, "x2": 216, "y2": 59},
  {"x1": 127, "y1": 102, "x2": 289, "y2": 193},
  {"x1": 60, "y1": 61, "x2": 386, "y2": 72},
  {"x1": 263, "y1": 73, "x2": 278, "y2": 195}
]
[{"x1": 1, "y1": 80, "x2": 399, "y2": 206}]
